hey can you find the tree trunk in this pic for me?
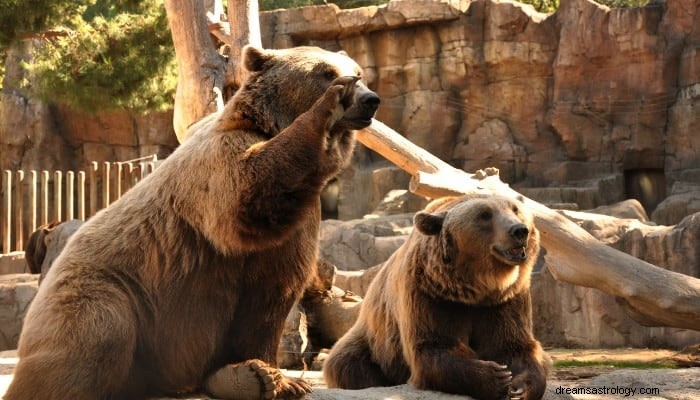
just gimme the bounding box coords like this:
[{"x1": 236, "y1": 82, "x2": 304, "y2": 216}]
[
  {"x1": 357, "y1": 120, "x2": 700, "y2": 331},
  {"x1": 226, "y1": 0, "x2": 262, "y2": 93},
  {"x1": 165, "y1": 0, "x2": 227, "y2": 142}
]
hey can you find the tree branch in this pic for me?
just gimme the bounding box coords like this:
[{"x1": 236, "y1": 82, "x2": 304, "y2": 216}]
[{"x1": 357, "y1": 119, "x2": 700, "y2": 331}]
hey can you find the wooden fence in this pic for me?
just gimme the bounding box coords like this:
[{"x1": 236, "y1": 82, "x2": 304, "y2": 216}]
[{"x1": 1, "y1": 155, "x2": 159, "y2": 254}]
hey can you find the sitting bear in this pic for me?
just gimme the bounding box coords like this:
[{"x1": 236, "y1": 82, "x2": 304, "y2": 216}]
[
  {"x1": 324, "y1": 194, "x2": 550, "y2": 400},
  {"x1": 5, "y1": 45, "x2": 379, "y2": 400}
]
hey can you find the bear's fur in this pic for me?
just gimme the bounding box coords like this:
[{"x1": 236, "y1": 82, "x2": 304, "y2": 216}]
[
  {"x1": 5, "y1": 46, "x2": 379, "y2": 400},
  {"x1": 324, "y1": 194, "x2": 550, "y2": 400}
]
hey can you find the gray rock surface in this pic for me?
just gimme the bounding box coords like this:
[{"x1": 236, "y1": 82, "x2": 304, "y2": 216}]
[{"x1": 0, "y1": 274, "x2": 37, "y2": 351}]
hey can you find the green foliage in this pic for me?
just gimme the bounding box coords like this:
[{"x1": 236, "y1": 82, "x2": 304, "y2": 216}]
[
  {"x1": 596, "y1": 0, "x2": 649, "y2": 7},
  {"x1": 260, "y1": 0, "x2": 389, "y2": 11},
  {"x1": 518, "y1": 0, "x2": 560, "y2": 13},
  {"x1": 0, "y1": 0, "x2": 89, "y2": 49},
  {"x1": 22, "y1": 1, "x2": 177, "y2": 113}
]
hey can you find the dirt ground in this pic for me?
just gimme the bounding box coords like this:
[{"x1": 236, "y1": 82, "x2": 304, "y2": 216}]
[
  {"x1": 547, "y1": 346, "x2": 699, "y2": 381},
  {"x1": 1, "y1": 346, "x2": 698, "y2": 398}
]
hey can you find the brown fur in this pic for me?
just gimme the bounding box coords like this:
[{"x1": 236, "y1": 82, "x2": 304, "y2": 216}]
[
  {"x1": 24, "y1": 221, "x2": 60, "y2": 274},
  {"x1": 324, "y1": 194, "x2": 550, "y2": 400},
  {"x1": 5, "y1": 46, "x2": 378, "y2": 400}
]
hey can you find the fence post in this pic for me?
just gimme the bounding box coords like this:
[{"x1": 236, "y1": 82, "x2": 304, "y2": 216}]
[
  {"x1": 15, "y1": 170, "x2": 24, "y2": 251},
  {"x1": 115, "y1": 162, "x2": 123, "y2": 200},
  {"x1": 66, "y1": 171, "x2": 75, "y2": 220},
  {"x1": 2, "y1": 171, "x2": 11, "y2": 254},
  {"x1": 89, "y1": 162, "x2": 98, "y2": 218},
  {"x1": 78, "y1": 171, "x2": 86, "y2": 221},
  {"x1": 102, "y1": 162, "x2": 110, "y2": 208},
  {"x1": 41, "y1": 171, "x2": 49, "y2": 226},
  {"x1": 29, "y1": 170, "x2": 37, "y2": 234},
  {"x1": 131, "y1": 163, "x2": 141, "y2": 187},
  {"x1": 54, "y1": 171, "x2": 62, "y2": 222}
]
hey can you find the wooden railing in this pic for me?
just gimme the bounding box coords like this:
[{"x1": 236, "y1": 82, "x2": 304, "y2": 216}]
[{"x1": 1, "y1": 155, "x2": 159, "y2": 254}]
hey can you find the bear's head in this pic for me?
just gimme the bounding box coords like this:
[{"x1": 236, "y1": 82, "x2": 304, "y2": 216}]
[
  {"x1": 413, "y1": 195, "x2": 540, "y2": 305},
  {"x1": 239, "y1": 45, "x2": 380, "y2": 136}
]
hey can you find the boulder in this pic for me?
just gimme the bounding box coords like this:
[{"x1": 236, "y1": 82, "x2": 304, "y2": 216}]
[
  {"x1": 319, "y1": 214, "x2": 411, "y2": 270},
  {"x1": 651, "y1": 181, "x2": 700, "y2": 225},
  {"x1": 0, "y1": 274, "x2": 37, "y2": 351},
  {"x1": 585, "y1": 199, "x2": 649, "y2": 221}
]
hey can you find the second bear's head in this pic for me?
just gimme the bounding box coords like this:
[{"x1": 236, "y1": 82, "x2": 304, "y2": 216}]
[
  {"x1": 414, "y1": 194, "x2": 540, "y2": 303},
  {"x1": 240, "y1": 45, "x2": 380, "y2": 135}
]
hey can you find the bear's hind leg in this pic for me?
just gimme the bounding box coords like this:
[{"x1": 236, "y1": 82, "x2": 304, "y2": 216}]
[
  {"x1": 323, "y1": 332, "x2": 392, "y2": 389},
  {"x1": 5, "y1": 293, "x2": 142, "y2": 400}
]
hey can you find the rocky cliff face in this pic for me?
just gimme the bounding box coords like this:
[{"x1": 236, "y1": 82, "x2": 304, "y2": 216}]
[
  {"x1": 1, "y1": 0, "x2": 698, "y2": 222},
  {"x1": 260, "y1": 0, "x2": 699, "y2": 220}
]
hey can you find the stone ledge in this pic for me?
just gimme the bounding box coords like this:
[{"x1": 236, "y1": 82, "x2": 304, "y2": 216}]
[{"x1": 0, "y1": 252, "x2": 27, "y2": 275}]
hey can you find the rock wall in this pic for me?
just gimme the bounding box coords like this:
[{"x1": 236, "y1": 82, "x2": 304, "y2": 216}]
[
  {"x1": 259, "y1": 0, "x2": 699, "y2": 220},
  {"x1": 1, "y1": 0, "x2": 698, "y2": 221}
]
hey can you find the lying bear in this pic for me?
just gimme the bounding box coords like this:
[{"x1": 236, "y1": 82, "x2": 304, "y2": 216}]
[
  {"x1": 5, "y1": 45, "x2": 379, "y2": 400},
  {"x1": 324, "y1": 194, "x2": 550, "y2": 400}
]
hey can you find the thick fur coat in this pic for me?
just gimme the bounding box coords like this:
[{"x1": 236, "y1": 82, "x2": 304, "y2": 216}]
[
  {"x1": 324, "y1": 195, "x2": 550, "y2": 400},
  {"x1": 5, "y1": 46, "x2": 379, "y2": 400}
]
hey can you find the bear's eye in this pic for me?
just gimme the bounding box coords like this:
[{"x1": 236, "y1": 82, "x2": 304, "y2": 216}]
[
  {"x1": 478, "y1": 210, "x2": 492, "y2": 221},
  {"x1": 324, "y1": 70, "x2": 337, "y2": 80},
  {"x1": 512, "y1": 206, "x2": 519, "y2": 214}
]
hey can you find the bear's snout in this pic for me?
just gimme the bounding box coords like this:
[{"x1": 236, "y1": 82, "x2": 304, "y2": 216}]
[
  {"x1": 339, "y1": 81, "x2": 380, "y2": 129},
  {"x1": 359, "y1": 90, "x2": 380, "y2": 115},
  {"x1": 508, "y1": 224, "x2": 529, "y2": 242}
]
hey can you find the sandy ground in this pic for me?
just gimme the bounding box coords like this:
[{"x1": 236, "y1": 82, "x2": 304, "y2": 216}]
[{"x1": 1, "y1": 348, "x2": 698, "y2": 399}]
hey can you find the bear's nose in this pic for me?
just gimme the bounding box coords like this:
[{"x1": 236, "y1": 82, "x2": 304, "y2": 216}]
[
  {"x1": 509, "y1": 224, "x2": 529, "y2": 241},
  {"x1": 360, "y1": 91, "x2": 380, "y2": 114}
]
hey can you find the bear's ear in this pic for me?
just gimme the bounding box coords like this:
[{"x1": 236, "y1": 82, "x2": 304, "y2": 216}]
[
  {"x1": 337, "y1": 50, "x2": 349, "y2": 56},
  {"x1": 243, "y1": 45, "x2": 273, "y2": 72},
  {"x1": 414, "y1": 212, "x2": 446, "y2": 236}
]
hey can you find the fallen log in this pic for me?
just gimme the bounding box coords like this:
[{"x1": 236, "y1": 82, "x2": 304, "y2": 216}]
[{"x1": 356, "y1": 119, "x2": 700, "y2": 331}]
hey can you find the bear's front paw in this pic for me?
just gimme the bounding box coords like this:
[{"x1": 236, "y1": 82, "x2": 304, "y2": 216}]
[
  {"x1": 509, "y1": 373, "x2": 538, "y2": 400},
  {"x1": 471, "y1": 360, "x2": 513, "y2": 400},
  {"x1": 313, "y1": 76, "x2": 360, "y2": 131},
  {"x1": 274, "y1": 375, "x2": 312, "y2": 399},
  {"x1": 203, "y1": 359, "x2": 279, "y2": 400}
]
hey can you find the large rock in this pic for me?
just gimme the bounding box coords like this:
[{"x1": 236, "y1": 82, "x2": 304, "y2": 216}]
[
  {"x1": 319, "y1": 214, "x2": 411, "y2": 270},
  {"x1": 0, "y1": 274, "x2": 37, "y2": 351},
  {"x1": 651, "y1": 178, "x2": 700, "y2": 225}
]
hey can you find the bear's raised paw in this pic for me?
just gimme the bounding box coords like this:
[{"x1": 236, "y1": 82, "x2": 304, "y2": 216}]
[{"x1": 313, "y1": 76, "x2": 361, "y2": 131}]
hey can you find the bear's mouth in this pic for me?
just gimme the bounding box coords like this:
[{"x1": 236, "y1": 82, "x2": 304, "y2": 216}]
[
  {"x1": 492, "y1": 245, "x2": 528, "y2": 265},
  {"x1": 341, "y1": 116, "x2": 373, "y2": 129}
]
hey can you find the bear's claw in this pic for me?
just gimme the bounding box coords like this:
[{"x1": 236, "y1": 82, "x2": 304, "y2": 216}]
[
  {"x1": 203, "y1": 359, "x2": 311, "y2": 400},
  {"x1": 317, "y1": 75, "x2": 360, "y2": 130}
]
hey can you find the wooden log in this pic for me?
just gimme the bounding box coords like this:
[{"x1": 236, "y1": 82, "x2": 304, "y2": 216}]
[{"x1": 357, "y1": 120, "x2": 700, "y2": 331}]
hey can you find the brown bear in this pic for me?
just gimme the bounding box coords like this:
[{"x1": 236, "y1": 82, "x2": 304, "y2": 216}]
[
  {"x1": 4, "y1": 45, "x2": 379, "y2": 400},
  {"x1": 323, "y1": 194, "x2": 550, "y2": 400}
]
